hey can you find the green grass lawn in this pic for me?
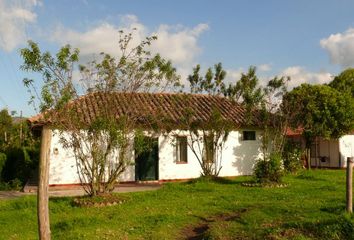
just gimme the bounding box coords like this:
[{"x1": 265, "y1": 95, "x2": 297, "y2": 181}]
[{"x1": 1, "y1": 170, "x2": 354, "y2": 240}]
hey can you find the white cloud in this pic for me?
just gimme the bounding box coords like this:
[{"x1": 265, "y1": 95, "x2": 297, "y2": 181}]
[
  {"x1": 280, "y1": 66, "x2": 332, "y2": 89},
  {"x1": 225, "y1": 68, "x2": 244, "y2": 84},
  {"x1": 258, "y1": 63, "x2": 272, "y2": 72},
  {"x1": 0, "y1": 0, "x2": 40, "y2": 51},
  {"x1": 151, "y1": 23, "x2": 209, "y2": 66},
  {"x1": 49, "y1": 15, "x2": 209, "y2": 80},
  {"x1": 223, "y1": 65, "x2": 332, "y2": 90},
  {"x1": 320, "y1": 28, "x2": 354, "y2": 67}
]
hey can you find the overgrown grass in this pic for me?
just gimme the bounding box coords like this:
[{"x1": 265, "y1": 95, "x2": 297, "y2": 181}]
[{"x1": 0, "y1": 169, "x2": 353, "y2": 239}]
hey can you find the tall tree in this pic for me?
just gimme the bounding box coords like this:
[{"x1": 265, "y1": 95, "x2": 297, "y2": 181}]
[
  {"x1": 329, "y1": 68, "x2": 354, "y2": 97},
  {"x1": 0, "y1": 109, "x2": 12, "y2": 149},
  {"x1": 283, "y1": 83, "x2": 354, "y2": 168},
  {"x1": 188, "y1": 62, "x2": 226, "y2": 95},
  {"x1": 185, "y1": 63, "x2": 231, "y2": 176},
  {"x1": 224, "y1": 66, "x2": 290, "y2": 183},
  {"x1": 21, "y1": 30, "x2": 180, "y2": 239},
  {"x1": 225, "y1": 66, "x2": 290, "y2": 157},
  {"x1": 224, "y1": 66, "x2": 264, "y2": 110},
  {"x1": 21, "y1": 30, "x2": 181, "y2": 196}
]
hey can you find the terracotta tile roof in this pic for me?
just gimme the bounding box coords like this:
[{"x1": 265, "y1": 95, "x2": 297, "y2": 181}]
[
  {"x1": 286, "y1": 127, "x2": 354, "y2": 136},
  {"x1": 28, "y1": 92, "x2": 261, "y2": 129},
  {"x1": 286, "y1": 127, "x2": 304, "y2": 136}
]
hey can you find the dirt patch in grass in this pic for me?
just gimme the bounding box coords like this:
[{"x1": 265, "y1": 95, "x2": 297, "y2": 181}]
[{"x1": 181, "y1": 208, "x2": 248, "y2": 240}]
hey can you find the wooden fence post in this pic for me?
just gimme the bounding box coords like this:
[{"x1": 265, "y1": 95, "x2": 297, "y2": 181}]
[
  {"x1": 346, "y1": 157, "x2": 354, "y2": 214},
  {"x1": 38, "y1": 126, "x2": 52, "y2": 240}
]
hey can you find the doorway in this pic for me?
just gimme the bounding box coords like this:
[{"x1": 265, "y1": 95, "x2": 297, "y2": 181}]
[{"x1": 135, "y1": 137, "x2": 159, "y2": 181}]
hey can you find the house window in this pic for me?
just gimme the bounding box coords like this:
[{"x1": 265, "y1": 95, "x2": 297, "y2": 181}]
[
  {"x1": 176, "y1": 136, "x2": 188, "y2": 163},
  {"x1": 243, "y1": 131, "x2": 256, "y2": 141}
]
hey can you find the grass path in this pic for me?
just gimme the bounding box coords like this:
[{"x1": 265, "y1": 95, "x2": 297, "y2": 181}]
[{"x1": 0, "y1": 170, "x2": 353, "y2": 239}]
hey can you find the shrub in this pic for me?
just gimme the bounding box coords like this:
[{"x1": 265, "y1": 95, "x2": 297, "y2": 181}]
[
  {"x1": 0, "y1": 152, "x2": 6, "y2": 181},
  {"x1": 0, "y1": 178, "x2": 22, "y2": 191},
  {"x1": 2, "y1": 146, "x2": 39, "y2": 185},
  {"x1": 254, "y1": 153, "x2": 283, "y2": 183},
  {"x1": 283, "y1": 142, "x2": 302, "y2": 173}
]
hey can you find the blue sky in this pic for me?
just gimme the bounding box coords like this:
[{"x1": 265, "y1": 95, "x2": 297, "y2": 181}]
[{"x1": 1, "y1": 0, "x2": 354, "y2": 116}]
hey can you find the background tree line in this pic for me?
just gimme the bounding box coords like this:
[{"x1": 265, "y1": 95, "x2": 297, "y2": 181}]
[
  {"x1": 4, "y1": 30, "x2": 354, "y2": 239},
  {"x1": 0, "y1": 109, "x2": 39, "y2": 190}
]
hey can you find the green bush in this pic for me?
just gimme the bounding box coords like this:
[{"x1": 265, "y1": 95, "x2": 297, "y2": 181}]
[
  {"x1": 2, "y1": 146, "x2": 39, "y2": 185},
  {"x1": 283, "y1": 142, "x2": 303, "y2": 173},
  {"x1": 0, "y1": 152, "x2": 6, "y2": 181},
  {"x1": 254, "y1": 153, "x2": 283, "y2": 183},
  {"x1": 0, "y1": 178, "x2": 22, "y2": 191}
]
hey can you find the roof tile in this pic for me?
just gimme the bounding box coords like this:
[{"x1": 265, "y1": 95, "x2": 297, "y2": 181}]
[{"x1": 29, "y1": 92, "x2": 261, "y2": 129}]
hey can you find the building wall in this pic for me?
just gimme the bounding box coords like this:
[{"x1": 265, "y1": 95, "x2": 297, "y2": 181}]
[
  {"x1": 339, "y1": 135, "x2": 354, "y2": 168},
  {"x1": 310, "y1": 139, "x2": 340, "y2": 168},
  {"x1": 307, "y1": 135, "x2": 354, "y2": 168},
  {"x1": 48, "y1": 129, "x2": 263, "y2": 185},
  {"x1": 49, "y1": 132, "x2": 80, "y2": 185},
  {"x1": 48, "y1": 131, "x2": 135, "y2": 185}
]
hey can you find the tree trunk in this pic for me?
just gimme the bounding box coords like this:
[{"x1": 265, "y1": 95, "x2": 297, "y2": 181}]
[
  {"x1": 38, "y1": 126, "x2": 52, "y2": 240},
  {"x1": 306, "y1": 148, "x2": 311, "y2": 170},
  {"x1": 347, "y1": 157, "x2": 354, "y2": 213},
  {"x1": 304, "y1": 137, "x2": 312, "y2": 170}
]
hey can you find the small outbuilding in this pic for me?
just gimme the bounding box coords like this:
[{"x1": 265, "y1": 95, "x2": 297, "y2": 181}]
[{"x1": 287, "y1": 128, "x2": 354, "y2": 168}]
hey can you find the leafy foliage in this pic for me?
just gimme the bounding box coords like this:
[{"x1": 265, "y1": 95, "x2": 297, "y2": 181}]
[
  {"x1": 254, "y1": 153, "x2": 283, "y2": 183},
  {"x1": 283, "y1": 81, "x2": 354, "y2": 168},
  {"x1": 224, "y1": 66, "x2": 264, "y2": 109},
  {"x1": 1, "y1": 146, "x2": 39, "y2": 185},
  {"x1": 283, "y1": 141, "x2": 303, "y2": 173},
  {"x1": 21, "y1": 30, "x2": 181, "y2": 196},
  {"x1": 0, "y1": 152, "x2": 6, "y2": 181},
  {"x1": 184, "y1": 108, "x2": 233, "y2": 176},
  {"x1": 188, "y1": 62, "x2": 226, "y2": 95},
  {"x1": 0, "y1": 109, "x2": 12, "y2": 148},
  {"x1": 21, "y1": 42, "x2": 79, "y2": 112},
  {"x1": 0, "y1": 109, "x2": 39, "y2": 187},
  {"x1": 329, "y1": 68, "x2": 354, "y2": 98},
  {"x1": 186, "y1": 64, "x2": 232, "y2": 176},
  {"x1": 81, "y1": 30, "x2": 181, "y2": 93},
  {"x1": 187, "y1": 64, "x2": 290, "y2": 179},
  {"x1": 284, "y1": 84, "x2": 354, "y2": 142}
]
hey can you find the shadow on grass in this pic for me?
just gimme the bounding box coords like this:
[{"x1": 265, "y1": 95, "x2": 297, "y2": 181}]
[
  {"x1": 281, "y1": 214, "x2": 354, "y2": 240},
  {"x1": 320, "y1": 205, "x2": 346, "y2": 214},
  {"x1": 184, "y1": 176, "x2": 236, "y2": 185},
  {"x1": 296, "y1": 171, "x2": 324, "y2": 181}
]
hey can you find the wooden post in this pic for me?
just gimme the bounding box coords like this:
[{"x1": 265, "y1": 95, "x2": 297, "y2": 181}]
[
  {"x1": 346, "y1": 157, "x2": 354, "y2": 213},
  {"x1": 38, "y1": 126, "x2": 52, "y2": 240}
]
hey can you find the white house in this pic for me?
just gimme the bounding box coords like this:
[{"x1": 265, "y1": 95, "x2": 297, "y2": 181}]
[
  {"x1": 29, "y1": 92, "x2": 264, "y2": 186},
  {"x1": 287, "y1": 128, "x2": 354, "y2": 168}
]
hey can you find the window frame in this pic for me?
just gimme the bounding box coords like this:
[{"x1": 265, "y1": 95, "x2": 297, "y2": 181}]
[
  {"x1": 242, "y1": 131, "x2": 256, "y2": 141},
  {"x1": 175, "y1": 135, "x2": 188, "y2": 164}
]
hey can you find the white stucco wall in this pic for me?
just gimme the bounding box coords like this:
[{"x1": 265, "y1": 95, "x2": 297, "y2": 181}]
[
  {"x1": 48, "y1": 130, "x2": 135, "y2": 185},
  {"x1": 48, "y1": 129, "x2": 263, "y2": 185},
  {"x1": 49, "y1": 131, "x2": 80, "y2": 185},
  {"x1": 158, "y1": 129, "x2": 263, "y2": 180},
  {"x1": 339, "y1": 134, "x2": 354, "y2": 168},
  {"x1": 310, "y1": 139, "x2": 340, "y2": 168},
  {"x1": 219, "y1": 130, "x2": 262, "y2": 176}
]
